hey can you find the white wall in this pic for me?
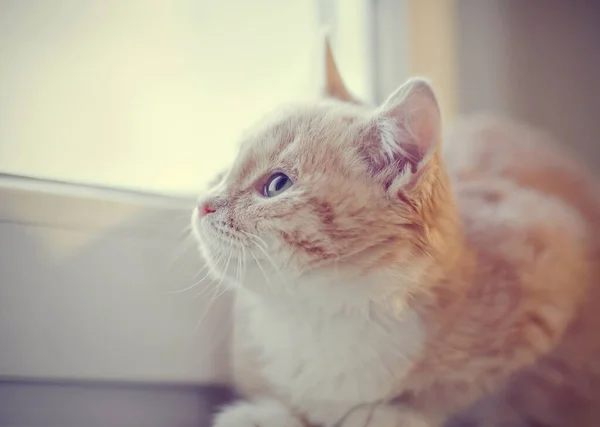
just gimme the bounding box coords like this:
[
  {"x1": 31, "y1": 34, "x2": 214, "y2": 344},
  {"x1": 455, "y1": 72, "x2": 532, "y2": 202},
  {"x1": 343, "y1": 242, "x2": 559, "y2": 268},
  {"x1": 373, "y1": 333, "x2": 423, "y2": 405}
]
[{"x1": 456, "y1": 1, "x2": 600, "y2": 170}]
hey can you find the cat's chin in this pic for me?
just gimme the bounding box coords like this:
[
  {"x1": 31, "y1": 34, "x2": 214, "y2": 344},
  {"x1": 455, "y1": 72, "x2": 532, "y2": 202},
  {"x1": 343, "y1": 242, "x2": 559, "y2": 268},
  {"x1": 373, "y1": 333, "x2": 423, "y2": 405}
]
[{"x1": 194, "y1": 242, "x2": 290, "y2": 294}]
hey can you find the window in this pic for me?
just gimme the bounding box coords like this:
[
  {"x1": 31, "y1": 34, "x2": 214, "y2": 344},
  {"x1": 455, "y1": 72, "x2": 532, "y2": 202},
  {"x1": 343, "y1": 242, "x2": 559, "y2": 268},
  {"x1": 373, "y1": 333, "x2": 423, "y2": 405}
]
[
  {"x1": 0, "y1": 0, "x2": 418, "y2": 387},
  {"x1": 0, "y1": 0, "x2": 374, "y2": 196}
]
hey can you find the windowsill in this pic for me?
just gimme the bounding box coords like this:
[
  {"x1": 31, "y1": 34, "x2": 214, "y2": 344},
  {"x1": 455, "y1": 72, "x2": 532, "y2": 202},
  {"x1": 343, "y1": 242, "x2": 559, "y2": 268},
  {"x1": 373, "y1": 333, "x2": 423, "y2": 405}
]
[
  {"x1": 0, "y1": 380, "x2": 235, "y2": 427},
  {"x1": 0, "y1": 174, "x2": 232, "y2": 385},
  {"x1": 0, "y1": 173, "x2": 195, "y2": 238}
]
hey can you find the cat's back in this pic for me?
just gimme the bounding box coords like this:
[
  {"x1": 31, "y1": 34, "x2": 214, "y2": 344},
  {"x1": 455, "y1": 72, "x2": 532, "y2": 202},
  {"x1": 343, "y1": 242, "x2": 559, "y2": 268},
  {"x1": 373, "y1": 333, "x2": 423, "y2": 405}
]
[
  {"x1": 442, "y1": 115, "x2": 600, "y2": 426},
  {"x1": 442, "y1": 114, "x2": 595, "y2": 303},
  {"x1": 443, "y1": 114, "x2": 600, "y2": 221}
]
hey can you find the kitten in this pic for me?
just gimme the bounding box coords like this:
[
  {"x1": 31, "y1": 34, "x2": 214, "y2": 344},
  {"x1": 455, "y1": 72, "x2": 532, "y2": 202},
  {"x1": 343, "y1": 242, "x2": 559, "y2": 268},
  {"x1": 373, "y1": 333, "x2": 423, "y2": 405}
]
[{"x1": 191, "y1": 41, "x2": 600, "y2": 427}]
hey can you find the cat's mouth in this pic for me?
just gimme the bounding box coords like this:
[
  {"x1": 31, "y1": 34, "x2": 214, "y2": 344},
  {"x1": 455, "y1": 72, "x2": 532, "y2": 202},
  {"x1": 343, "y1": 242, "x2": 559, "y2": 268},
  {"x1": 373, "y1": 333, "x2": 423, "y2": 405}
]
[
  {"x1": 191, "y1": 208, "x2": 286, "y2": 286},
  {"x1": 195, "y1": 216, "x2": 247, "y2": 248}
]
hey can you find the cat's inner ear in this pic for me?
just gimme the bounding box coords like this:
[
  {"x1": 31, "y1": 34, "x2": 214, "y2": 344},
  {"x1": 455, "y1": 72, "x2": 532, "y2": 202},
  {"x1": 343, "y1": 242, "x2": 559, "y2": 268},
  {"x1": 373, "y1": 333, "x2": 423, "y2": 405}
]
[
  {"x1": 323, "y1": 38, "x2": 356, "y2": 103},
  {"x1": 363, "y1": 78, "x2": 441, "y2": 184}
]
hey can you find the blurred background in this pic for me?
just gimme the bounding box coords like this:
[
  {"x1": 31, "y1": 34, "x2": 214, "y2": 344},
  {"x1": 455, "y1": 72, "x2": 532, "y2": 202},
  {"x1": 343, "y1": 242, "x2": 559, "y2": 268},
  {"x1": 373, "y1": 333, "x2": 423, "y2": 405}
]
[{"x1": 0, "y1": 0, "x2": 599, "y2": 426}]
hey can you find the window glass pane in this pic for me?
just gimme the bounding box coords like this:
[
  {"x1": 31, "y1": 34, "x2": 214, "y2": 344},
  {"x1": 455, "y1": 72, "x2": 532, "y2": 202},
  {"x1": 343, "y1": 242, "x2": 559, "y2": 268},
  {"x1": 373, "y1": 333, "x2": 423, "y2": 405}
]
[{"x1": 0, "y1": 0, "x2": 368, "y2": 195}]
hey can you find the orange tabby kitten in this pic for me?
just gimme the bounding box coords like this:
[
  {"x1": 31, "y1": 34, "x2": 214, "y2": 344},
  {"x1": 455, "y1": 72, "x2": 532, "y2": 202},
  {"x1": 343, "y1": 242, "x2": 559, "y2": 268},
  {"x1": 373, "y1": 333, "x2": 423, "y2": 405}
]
[{"x1": 191, "y1": 42, "x2": 600, "y2": 427}]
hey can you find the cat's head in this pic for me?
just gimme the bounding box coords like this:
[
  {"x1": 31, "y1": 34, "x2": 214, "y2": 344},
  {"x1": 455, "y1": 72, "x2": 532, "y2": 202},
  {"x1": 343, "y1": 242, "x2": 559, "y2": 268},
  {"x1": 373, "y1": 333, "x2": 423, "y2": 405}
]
[{"x1": 192, "y1": 42, "x2": 457, "y2": 304}]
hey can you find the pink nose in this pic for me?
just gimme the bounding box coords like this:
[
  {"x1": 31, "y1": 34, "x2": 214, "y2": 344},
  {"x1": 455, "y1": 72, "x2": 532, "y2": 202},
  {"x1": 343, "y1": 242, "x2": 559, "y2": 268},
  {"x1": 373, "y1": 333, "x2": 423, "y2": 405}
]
[{"x1": 198, "y1": 201, "x2": 216, "y2": 217}]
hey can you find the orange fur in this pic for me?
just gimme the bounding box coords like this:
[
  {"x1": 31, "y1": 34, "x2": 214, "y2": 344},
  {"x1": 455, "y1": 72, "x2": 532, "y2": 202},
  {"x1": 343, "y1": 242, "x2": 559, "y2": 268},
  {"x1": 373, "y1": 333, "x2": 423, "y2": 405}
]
[
  {"x1": 195, "y1": 48, "x2": 600, "y2": 427},
  {"x1": 439, "y1": 117, "x2": 600, "y2": 427}
]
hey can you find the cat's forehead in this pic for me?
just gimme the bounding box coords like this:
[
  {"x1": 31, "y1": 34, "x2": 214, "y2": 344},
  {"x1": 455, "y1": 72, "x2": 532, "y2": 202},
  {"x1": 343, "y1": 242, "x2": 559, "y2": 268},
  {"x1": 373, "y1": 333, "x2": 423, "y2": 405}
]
[
  {"x1": 239, "y1": 101, "x2": 368, "y2": 161},
  {"x1": 247, "y1": 101, "x2": 366, "y2": 145},
  {"x1": 231, "y1": 101, "x2": 369, "y2": 182}
]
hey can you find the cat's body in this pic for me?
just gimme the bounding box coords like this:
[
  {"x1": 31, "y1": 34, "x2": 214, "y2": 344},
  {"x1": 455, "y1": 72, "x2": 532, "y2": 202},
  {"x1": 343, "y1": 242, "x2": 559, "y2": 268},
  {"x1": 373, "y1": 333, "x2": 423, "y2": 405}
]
[
  {"x1": 442, "y1": 117, "x2": 600, "y2": 427},
  {"x1": 192, "y1": 44, "x2": 600, "y2": 427}
]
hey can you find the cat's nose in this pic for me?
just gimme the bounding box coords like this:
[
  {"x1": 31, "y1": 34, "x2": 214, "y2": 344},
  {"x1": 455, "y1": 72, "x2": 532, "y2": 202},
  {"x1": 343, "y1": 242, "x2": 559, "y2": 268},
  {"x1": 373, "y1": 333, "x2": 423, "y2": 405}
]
[{"x1": 198, "y1": 199, "x2": 217, "y2": 217}]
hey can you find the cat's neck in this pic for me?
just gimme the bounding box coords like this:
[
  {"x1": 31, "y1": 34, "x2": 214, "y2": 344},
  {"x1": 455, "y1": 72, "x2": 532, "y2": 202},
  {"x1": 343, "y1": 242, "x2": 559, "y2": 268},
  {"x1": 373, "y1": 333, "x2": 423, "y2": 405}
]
[
  {"x1": 395, "y1": 165, "x2": 475, "y2": 320},
  {"x1": 239, "y1": 163, "x2": 472, "y2": 319},
  {"x1": 408, "y1": 218, "x2": 476, "y2": 329},
  {"x1": 239, "y1": 237, "x2": 472, "y2": 320}
]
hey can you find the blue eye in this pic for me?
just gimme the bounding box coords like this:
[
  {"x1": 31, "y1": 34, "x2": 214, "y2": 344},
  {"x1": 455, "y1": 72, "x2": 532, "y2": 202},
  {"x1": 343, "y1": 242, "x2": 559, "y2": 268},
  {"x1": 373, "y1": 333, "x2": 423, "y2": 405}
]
[{"x1": 263, "y1": 173, "x2": 293, "y2": 197}]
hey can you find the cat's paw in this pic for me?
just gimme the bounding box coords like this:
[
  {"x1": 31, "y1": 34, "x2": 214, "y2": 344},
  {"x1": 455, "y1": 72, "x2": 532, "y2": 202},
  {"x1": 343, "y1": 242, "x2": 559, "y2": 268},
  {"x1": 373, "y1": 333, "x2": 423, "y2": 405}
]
[{"x1": 212, "y1": 399, "x2": 304, "y2": 427}]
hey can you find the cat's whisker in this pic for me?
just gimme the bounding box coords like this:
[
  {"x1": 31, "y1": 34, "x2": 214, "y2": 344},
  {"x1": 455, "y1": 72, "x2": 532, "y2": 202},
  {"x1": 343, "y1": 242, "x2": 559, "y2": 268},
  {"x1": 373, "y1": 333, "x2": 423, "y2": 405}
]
[
  {"x1": 253, "y1": 241, "x2": 285, "y2": 283},
  {"x1": 241, "y1": 244, "x2": 247, "y2": 282},
  {"x1": 188, "y1": 251, "x2": 233, "y2": 339},
  {"x1": 204, "y1": 278, "x2": 222, "y2": 302},
  {"x1": 236, "y1": 246, "x2": 243, "y2": 286},
  {"x1": 239, "y1": 246, "x2": 244, "y2": 282},
  {"x1": 254, "y1": 234, "x2": 268, "y2": 248},
  {"x1": 177, "y1": 224, "x2": 193, "y2": 236},
  {"x1": 192, "y1": 262, "x2": 210, "y2": 279},
  {"x1": 250, "y1": 236, "x2": 268, "y2": 252},
  {"x1": 196, "y1": 249, "x2": 232, "y2": 300},
  {"x1": 196, "y1": 257, "x2": 233, "y2": 337},
  {"x1": 190, "y1": 288, "x2": 219, "y2": 340},
  {"x1": 210, "y1": 279, "x2": 229, "y2": 303},
  {"x1": 194, "y1": 275, "x2": 221, "y2": 299},
  {"x1": 161, "y1": 234, "x2": 198, "y2": 279},
  {"x1": 161, "y1": 264, "x2": 212, "y2": 295},
  {"x1": 200, "y1": 251, "x2": 229, "y2": 294},
  {"x1": 242, "y1": 232, "x2": 283, "y2": 279},
  {"x1": 244, "y1": 231, "x2": 269, "y2": 251},
  {"x1": 189, "y1": 249, "x2": 230, "y2": 299},
  {"x1": 249, "y1": 248, "x2": 274, "y2": 292}
]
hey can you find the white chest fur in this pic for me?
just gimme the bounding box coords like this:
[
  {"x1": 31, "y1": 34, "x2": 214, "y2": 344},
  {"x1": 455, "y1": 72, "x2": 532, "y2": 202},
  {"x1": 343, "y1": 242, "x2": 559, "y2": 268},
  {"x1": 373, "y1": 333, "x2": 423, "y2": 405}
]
[{"x1": 236, "y1": 288, "x2": 424, "y2": 424}]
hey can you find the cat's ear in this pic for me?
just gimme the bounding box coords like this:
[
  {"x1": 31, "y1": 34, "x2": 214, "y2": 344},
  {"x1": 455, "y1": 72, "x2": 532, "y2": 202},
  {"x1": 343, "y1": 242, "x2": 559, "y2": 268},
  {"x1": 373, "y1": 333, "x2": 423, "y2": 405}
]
[
  {"x1": 323, "y1": 38, "x2": 356, "y2": 103},
  {"x1": 362, "y1": 78, "x2": 441, "y2": 190}
]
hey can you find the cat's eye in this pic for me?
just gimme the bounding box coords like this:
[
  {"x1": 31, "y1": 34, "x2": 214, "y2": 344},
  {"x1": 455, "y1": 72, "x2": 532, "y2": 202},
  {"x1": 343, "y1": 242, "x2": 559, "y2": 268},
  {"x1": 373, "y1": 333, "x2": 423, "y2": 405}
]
[{"x1": 263, "y1": 172, "x2": 293, "y2": 198}]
